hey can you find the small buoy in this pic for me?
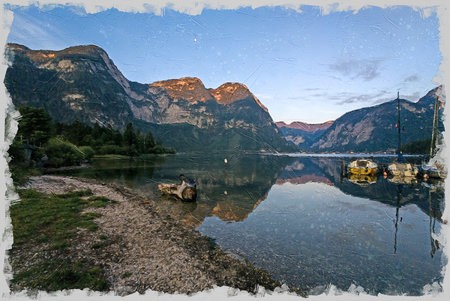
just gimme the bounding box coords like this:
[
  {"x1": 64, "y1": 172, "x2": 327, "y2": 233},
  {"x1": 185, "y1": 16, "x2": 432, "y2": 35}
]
[
  {"x1": 224, "y1": 158, "x2": 228, "y2": 164},
  {"x1": 224, "y1": 190, "x2": 228, "y2": 195}
]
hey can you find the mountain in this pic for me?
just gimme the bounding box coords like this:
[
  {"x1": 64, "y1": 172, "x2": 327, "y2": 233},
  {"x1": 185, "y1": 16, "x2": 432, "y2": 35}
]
[
  {"x1": 275, "y1": 86, "x2": 444, "y2": 153},
  {"x1": 310, "y1": 86, "x2": 445, "y2": 152},
  {"x1": 4, "y1": 43, "x2": 295, "y2": 153},
  {"x1": 275, "y1": 121, "x2": 334, "y2": 149}
]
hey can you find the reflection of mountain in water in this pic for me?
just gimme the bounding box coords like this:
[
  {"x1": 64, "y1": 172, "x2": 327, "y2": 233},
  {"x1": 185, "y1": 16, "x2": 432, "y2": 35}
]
[
  {"x1": 276, "y1": 157, "x2": 445, "y2": 221},
  {"x1": 53, "y1": 154, "x2": 294, "y2": 226},
  {"x1": 276, "y1": 159, "x2": 333, "y2": 185},
  {"x1": 56, "y1": 155, "x2": 444, "y2": 228},
  {"x1": 275, "y1": 156, "x2": 445, "y2": 260},
  {"x1": 193, "y1": 155, "x2": 444, "y2": 226},
  {"x1": 147, "y1": 154, "x2": 294, "y2": 226}
]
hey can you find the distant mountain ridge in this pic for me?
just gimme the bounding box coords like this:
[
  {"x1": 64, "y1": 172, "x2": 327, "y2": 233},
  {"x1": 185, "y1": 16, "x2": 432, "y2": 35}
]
[
  {"x1": 275, "y1": 120, "x2": 334, "y2": 149},
  {"x1": 4, "y1": 43, "x2": 294, "y2": 153},
  {"x1": 310, "y1": 86, "x2": 444, "y2": 152},
  {"x1": 276, "y1": 121, "x2": 334, "y2": 132},
  {"x1": 4, "y1": 43, "x2": 444, "y2": 154},
  {"x1": 275, "y1": 86, "x2": 444, "y2": 153}
]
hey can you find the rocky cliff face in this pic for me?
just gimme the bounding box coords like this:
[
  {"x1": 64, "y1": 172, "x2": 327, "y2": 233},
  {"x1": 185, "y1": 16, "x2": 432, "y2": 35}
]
[
  {"x1": 310, "y1": 86, "x2": 445, "y2": 152},
  {"x1": 5, "y1": 43, "x2": 442, "y2": 154},
  {"x1": 274, "y1": 86, "x2": 444, "y2": 153},
  {"x1": 4, "y1": 43, "x2": 294, "y2": 153}
]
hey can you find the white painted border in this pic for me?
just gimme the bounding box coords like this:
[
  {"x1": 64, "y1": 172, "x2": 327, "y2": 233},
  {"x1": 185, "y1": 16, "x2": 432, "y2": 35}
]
[{"x1": 1, "y1": 1, "x2": 448, "y2": 300}]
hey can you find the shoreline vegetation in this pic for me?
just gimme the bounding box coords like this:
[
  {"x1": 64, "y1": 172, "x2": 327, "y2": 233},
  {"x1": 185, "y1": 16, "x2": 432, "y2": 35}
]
[
  {"x1": 8, "y1": 106, "x2": 175, "y2": 184},
  {"x1": 9, "y1": 175, "x2": 298, "y2": 296},
  {"x1": 5, "y1": 106, "x2": 433, "y2": 296},
  {"x1": 6, "y1": 107, "x2": 298, "y2": 295}
]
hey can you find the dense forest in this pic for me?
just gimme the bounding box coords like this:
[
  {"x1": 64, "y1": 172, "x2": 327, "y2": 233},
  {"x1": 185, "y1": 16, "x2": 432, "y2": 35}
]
[
  {"x1": 400, "y1": 139, "x2": 434, "y2": 155},
  {"x1": 8, "y1": 106, "x2": 174, "y2": 172}
]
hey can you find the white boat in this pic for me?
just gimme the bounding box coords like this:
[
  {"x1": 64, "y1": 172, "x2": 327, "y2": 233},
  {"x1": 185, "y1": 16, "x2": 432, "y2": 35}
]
[
  {"x1": 421, "y1": 163, "x2": 446, "y2": 179},
  {"x1": 387, "y1": 92, "x2": 418, "y2": 179},
  {"x1": 347, "y1": 159, "x2": 378, "y2": 176},
  {"x1": 388, "y1": 160, "x2": 418, "y2": 178},
  {"x1": 420, "y1": 93, "x2": 446, "y2": 179}
]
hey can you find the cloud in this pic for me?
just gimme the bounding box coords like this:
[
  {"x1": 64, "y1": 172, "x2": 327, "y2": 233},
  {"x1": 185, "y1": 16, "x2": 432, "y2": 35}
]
[
  {"x1": 8, "y1": 14, "x2": 49, "y2": 41},
  {"x1": 8, "y1": 11, "x2": 68, "y2": 49},
  {"x1": 287, "y1": 92, "x2": 328, "y2": 101},
  {"x1": 404, "y1": 74, "x2": 420, "y2": 82},
  {"x1": 401, "y1": 91, "x2": 422, "y2": 102},
  {"x1": 328, "y1": 58, "x2": 384, "y2": 81},
  {"x1": 286, "y1": 88, "x2": 328, "y2": 100},
  {"x1": 333, "y1": 90, "x2": 391, "y2": 105},
  {"x1": 304, "y1": 87, "x2": 322, "y2": 91},
  {"x1": 328, "y1": 90, "x2": 423, "y2": 106}
]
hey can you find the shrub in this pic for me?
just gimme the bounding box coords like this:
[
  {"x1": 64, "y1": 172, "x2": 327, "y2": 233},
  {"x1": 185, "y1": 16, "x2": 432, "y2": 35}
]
[
  {"x1": 95, "y1": 145, "x2": 127, "y2": 155},
  {"x1": 150, "y1": 145, "x2": 176, "y2": 154},
  {"x1": 79, "y1": 146, "x2": 95, "y2": 162},
  {"x1": 8, "y1": 140, "x2": 26, "y2": 165},
  {"x1": 45, "y1": 138, "x2": 85, "y2": 167}
]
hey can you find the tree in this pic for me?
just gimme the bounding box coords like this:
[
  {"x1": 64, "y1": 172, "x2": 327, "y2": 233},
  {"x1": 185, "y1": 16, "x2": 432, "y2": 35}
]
[
  {"x1": 57, "y1": 120, "x2": 93, "y2": 146},
  {"x1": 144, "y1": 132, "x2": 155, "y2": 151},
  {"x1": 123, "y1": 123, "x2": 138, "y2": 156},
  {"x1": 17, "y1": 106, "x2": 52, "y2": 146},
  {"x1": 45, "y1": 138, "x2": 85, "y2": 167}
]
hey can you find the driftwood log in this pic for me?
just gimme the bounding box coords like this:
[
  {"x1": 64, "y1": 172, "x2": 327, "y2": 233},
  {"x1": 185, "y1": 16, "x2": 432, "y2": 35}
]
[{"x1": 158, "y1": 175, "x2": 197, "y2": 202}]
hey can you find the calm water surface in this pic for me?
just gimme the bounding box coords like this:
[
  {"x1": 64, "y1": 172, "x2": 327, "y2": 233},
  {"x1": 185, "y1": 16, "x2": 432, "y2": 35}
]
[{"x1": 54, "y1": 154, "x2": 446, "y2": 295}]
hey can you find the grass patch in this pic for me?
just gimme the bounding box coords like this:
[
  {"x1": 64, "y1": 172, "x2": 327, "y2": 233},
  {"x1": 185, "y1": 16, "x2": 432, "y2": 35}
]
[
  {"x1": 11, "y1": 259, "x2": 108, "y2": 292},
  {"x1": 83, "y1": 196, "x2": 116, "y2": 208},
  {"x1": 9, "y1": 188, "x2": 114, "y2": 291},
  {"x1": 92, "y1": 235, "x2": 111, "y2": 250},
  {"x1": 9, "y1": 165, "x2": 42, "y2": 186},
  {"x1": 10, "y1": 189, "x2": 107, "y2": 248}
]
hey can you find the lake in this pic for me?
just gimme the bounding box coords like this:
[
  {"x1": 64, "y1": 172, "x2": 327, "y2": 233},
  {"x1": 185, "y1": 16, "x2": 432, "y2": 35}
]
[{"x1": 52, "y1": 153, "x2": 446, "y2": 295}]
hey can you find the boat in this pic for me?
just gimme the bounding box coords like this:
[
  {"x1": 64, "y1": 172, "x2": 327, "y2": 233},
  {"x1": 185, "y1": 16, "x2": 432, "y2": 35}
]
[
  {"x1": 419, "y1": 94, "x2": 446, "y2": 179},
  {"x1": 387, "y1": 172, "x2": 418, "y2": 184},
  {"x1": 347, "y1": 173, "x2": 377, "y2": 185},
  {"x1": 347, "y1": 159, "x2": 378, "y2": 176},
  {"x1": 387, "y1": 92, "x2": 418, "y2": 179},
  {"x1": 421, "y1": 162, "x2": 446, "y2": 179},
  {"x1": 388, "y1": 160, "x2": 418, "y2": 178}
]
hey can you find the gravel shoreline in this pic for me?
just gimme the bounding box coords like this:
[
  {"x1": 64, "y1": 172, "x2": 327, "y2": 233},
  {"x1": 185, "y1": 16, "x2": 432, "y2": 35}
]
[{"x1": 13, "y1": 175, "x2": 301, "y2": 296}]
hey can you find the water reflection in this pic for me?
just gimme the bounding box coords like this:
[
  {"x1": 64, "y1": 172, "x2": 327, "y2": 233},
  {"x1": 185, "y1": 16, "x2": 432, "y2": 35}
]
[
  {"x1": 54, "y1": 154, "x2": 293, "y2": 226},
  {"x1": 277, "y1": 157, "x2": 445, "y2": 261},
  {"x1": 54, "y1": 154, "x2": 445, "y2": 294},
  {"x1": 55, "y1": 155, "x2": 445, "y2": 230},
  {"x1": 198, "y1": 158, "x2": 445, "y2": 294}
]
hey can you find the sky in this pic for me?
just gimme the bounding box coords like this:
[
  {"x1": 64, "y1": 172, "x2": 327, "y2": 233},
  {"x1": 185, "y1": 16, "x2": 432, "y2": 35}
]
[{"x1": 5, "y1": 4, "x2": 442, "y2": 124}]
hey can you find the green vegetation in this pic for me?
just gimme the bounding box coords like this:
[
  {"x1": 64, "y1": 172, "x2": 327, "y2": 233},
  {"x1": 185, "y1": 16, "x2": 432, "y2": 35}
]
[
  {"x1": 45, "y1": 138, "x2": 85, "y2": 168},
  {"x1": 13, "y1": 105, "x2": 52, "y2": 147},
  {"x1": 8, "y1": 106, "x2": 174, "y2": 182},
  {"x1": 55, "y1": 119, "x2": 174, "y2": 156},
  {"x1": 401, "y1": 138, "x2": 433, "y2": 155},
  {"x1": 11, "y1": 259, "x2": 107, "y2": 292},
  {"x1": 9, "y1": 189, "x2": 113, "y2": 291}
]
